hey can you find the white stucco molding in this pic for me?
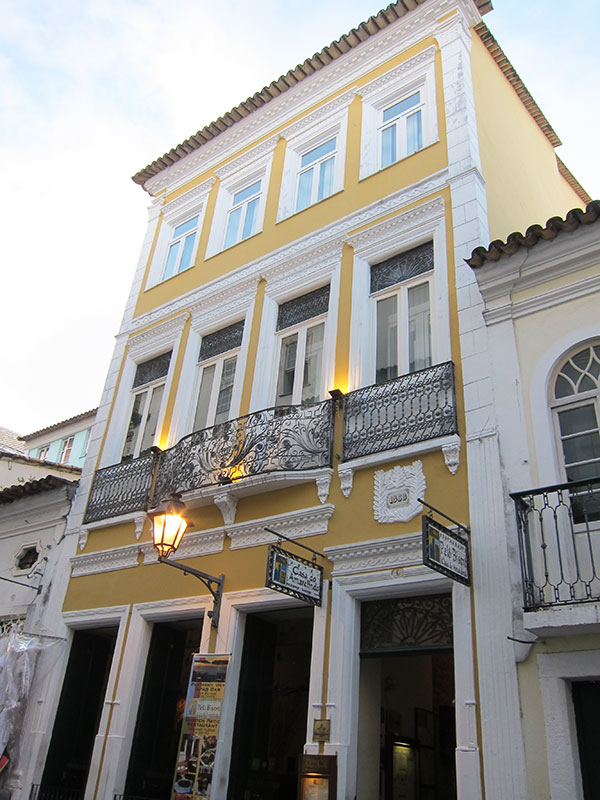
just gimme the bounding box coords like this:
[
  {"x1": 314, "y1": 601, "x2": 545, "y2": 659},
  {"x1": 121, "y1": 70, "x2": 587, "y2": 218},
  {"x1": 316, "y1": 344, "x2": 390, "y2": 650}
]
[
  {"x1": 373, "y1": 461, "x2": 425, "y2": 523},
  {"x1": 127, "y1": 312, "x2": 189, "y2": 360},
  {"x1": 188, "y1": 276, "x2": 259, "y2": 333},
  {"x1": 279, "y1": 86, "x2": 358, "y2": 142},
  {"x1": 325, "y1": 531, "x2": 424, "y2": 576},
  {"x1": 214, "y1": 492, "x2": 238, "y2": 526},
  {"x1": 537, "y1": 650, "x2": 600, "y2": 800},
  {"x1": 227, "y1": 504, "x2": 335, "y2": 550},
  {"x1": 142, "y1": 529, "x2": 226, "y2": 564},
  {"x1": 213, "y1": 135, "x2": 279, "y2": 181},
  {"x1": 70, "y1": 545, "x2": 139, "y2": 577},
  {"x1": 161, "y1": 177, "x2": 216, "y2": 221},
  {"x1": 524, "y1": 602, "x2": 600, "y2": 638}
]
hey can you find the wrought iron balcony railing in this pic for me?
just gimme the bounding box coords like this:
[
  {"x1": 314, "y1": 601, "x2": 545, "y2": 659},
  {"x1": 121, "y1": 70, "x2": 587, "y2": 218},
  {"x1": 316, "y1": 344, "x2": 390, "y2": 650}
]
[
  {"x1": 151, "y1": 399, "x2": 334, "y2": 505},
  {"x1": 512, "y1": 476, "x2": 600, "y2": 611},
  {"x1": 30, "y1": 786, "x2": 84, "y2": 800},
  {"x1": 83, "y1": 450, "x2": 157, "y2": 524},
  {"x1": 342, "y1": 361, "x2": 458, "y2": 462}
]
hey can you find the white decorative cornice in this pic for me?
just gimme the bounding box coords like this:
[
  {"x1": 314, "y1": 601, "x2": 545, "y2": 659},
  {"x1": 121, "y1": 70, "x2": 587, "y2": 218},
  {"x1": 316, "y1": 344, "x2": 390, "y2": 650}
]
[
  {"x1": 214, "y1": 492, "x2": 238, "y2": 526},
  {"x1": 71, "y1": 545, "x2": 139, "y2": 577},
  {"x1": 128, "y1": 312, "x2": 189, "y2": 357},
  {"x1": 214, "y1": 135, "x2": 279, "y2": 181},
  {"x1": 189, "y1": 276, "x2": 258, "y2": 332},
  {"x1": 359, "y1": 45, "x2": 437, "y2": 103},
  {"x1": 162, "y1": 177, "x2": 216, "y2": 221},
  {"x1": 435, "y1": 12, "x2": 472, "y2": 50},
  {"x1": 280, "y1": 87, "x2": 358, "y2": 143},
  {"x1": 141, "y1": 529, "x2": 225, "y2": 564},
  {"x1": 373, "y1": 462, "x2": 425, "y2": 523},
  {"x1": 339, "y1": 433, "x2": 460, "y2": 481},
  {"x1": 325, "y1": 532, "x2": 422, "y2": 576},
  {"x1": 227, "y1": 504, "x2": 335, "y2": 550}
]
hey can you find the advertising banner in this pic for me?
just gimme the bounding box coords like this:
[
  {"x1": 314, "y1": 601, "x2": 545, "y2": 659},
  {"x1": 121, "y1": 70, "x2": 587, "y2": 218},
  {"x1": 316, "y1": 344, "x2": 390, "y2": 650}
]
[
  {"x1": 171, "y1": 654, "x2": 230, "y2": 800},
  {"x1": 266, "y1": 545, "x2": 323, "y2": 606}
]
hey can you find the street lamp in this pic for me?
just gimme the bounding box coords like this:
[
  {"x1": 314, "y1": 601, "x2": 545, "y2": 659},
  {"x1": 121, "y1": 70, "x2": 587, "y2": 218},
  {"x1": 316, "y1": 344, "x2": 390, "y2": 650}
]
[{"x1": 148, "y1": 493, "x2": 225, "y2": 628}]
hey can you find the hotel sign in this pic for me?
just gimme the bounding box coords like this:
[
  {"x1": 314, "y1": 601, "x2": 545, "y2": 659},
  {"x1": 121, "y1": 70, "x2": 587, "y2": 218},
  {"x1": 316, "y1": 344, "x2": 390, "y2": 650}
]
[
  {"x1": 266, "y1": 545, "x2": 323, "y2": 606},
  {"x1": 422, "y1": 516, "x2": 470, "y2": 586}
]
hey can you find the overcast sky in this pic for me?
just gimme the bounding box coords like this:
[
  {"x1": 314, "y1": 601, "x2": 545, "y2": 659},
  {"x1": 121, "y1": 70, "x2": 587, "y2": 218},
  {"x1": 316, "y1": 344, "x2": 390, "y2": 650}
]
[{"x1": 2, "y1": 0, "x2": 598, "y2": 435}]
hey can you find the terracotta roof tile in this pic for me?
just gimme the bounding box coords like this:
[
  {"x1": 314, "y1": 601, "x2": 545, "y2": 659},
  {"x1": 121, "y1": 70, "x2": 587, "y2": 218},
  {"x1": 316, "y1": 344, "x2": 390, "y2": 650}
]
[
  {"x1": 0, "y1": 475, "x2": 79, "y2": 505},
  {"x1": 19, "y1": 408, "x2": 97, "y2": 441}
]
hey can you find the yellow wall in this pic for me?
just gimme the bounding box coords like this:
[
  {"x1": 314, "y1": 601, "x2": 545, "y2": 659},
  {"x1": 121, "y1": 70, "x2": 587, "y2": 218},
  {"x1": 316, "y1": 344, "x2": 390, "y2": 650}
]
[{"x1": 471, "y1": 33, "x2": 582, "y2": 242}]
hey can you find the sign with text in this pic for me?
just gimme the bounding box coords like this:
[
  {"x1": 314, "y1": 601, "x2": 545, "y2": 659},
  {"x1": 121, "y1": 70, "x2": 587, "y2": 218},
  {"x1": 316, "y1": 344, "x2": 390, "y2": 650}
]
[
  {"x1": 422, "y1": 516, "x2": 470, "y2": 586},
  {"x1": 266, "y1": 545, "x2": 323, "y2": 606}
]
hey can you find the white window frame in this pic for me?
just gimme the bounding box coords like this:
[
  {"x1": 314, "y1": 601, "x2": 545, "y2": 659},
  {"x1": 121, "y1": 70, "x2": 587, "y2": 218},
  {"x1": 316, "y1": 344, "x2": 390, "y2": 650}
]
[
  {"x1": 160, "y1": 213, "x2": 201, "y2": 281},
  {"x1": 222, "y1": 178, "x2": 263, "y2": 249},
  {"x1": 192, "y1": 344, "x2": 243, "y2": 432},
  {"x1": 121, "y1": 369, "x2": 169, "y2": 460},
  {"x1": 206, "y1": 143, "x2": 275, "y2": 258},
  {"x1": 274, "y1": 313, "x2": 328, "y2": 407},
  {"x1": 145, "y1": 181, "x2": 213, "y2": 289},
  {"x1": 38, "y1": 445, "x2": 49, "y2": 461},
  {"x1": 277, "y1": 93, "x2": 352, "y2": 221},
  {"x1": 59, "y1": 435, "x2": 75, "y2": 464},
  {"x1": 359, "y1": 46, "x2": 437, "y2": 180},
  {"x1": 370, "y1": 269, "x2": 434, "y2": 384}
]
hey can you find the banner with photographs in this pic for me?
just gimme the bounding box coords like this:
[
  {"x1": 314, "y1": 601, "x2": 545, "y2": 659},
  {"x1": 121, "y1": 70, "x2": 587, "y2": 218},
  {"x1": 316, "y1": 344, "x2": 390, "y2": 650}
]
[{"x1": 172, "y1": 654, "x2": 230, "y2": 800}]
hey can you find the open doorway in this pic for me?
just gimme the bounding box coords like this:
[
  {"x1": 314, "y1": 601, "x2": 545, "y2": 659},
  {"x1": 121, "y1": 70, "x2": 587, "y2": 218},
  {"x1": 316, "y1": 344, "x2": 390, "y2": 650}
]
[
  {"x1": 357, "y1": 594, "x2": 455, "y2": 800},
  {"x1": 227, "y1": 606, "x2": 314, "y2": 800}
]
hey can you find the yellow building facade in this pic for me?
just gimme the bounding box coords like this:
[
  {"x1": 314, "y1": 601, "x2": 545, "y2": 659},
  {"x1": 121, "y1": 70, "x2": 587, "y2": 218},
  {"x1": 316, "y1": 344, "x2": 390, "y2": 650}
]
[{"x1": 16, "y1": 2, "x2": 590, "y2": 800}]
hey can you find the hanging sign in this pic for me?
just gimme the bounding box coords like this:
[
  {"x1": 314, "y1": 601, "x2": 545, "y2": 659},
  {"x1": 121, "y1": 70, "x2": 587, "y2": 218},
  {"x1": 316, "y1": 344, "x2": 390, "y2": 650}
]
[
  {"x1": 266, "y1": 545, "x2": 323, "y2": 606},
  {"x1": 171, "y1": 654, "x2": 230, "y2": 800},
  {"x1": 422, "y1": 516, "x2": 470, "y2": 586}
]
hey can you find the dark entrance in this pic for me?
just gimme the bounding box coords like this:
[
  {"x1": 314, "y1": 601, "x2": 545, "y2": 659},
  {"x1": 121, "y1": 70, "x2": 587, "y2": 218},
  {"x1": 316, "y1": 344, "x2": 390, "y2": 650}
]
[
  {"x1": 572, "y1": 680, "x2": 600, "y2": 798},
  {"x1": 357, "y1": 594, "x2": 456, "y2": 800},
  {"x1": 124, "y1": 618, "x2": 203, "y2": 800},
  {"x1": 39, "y1": 627, "x2": 117, "y2": 798},
  {"x1": 227, "y1": 607, "x2": 313, "y2": 800}
]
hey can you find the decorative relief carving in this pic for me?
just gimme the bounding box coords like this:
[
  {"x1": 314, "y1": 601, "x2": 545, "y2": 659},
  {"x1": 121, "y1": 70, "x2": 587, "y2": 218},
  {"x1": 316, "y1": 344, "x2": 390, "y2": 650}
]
[
  {"x1": 71, "y1": 545, "x2": 139, "y2": 577},
  {"x1": 442, "y1": 437, "x2": 461, "y2": 474},
  {"x1": 373, "y1": 461, "x2": 425, "y2": 523},
  {"x1": 214, "y1": 492, "x2": 238, "y2": 526},
  {"x1": 338, "y1": 466, "x2": 354, "y2": 498},
  {"x1": 315, "y1": 471, "x2": 332, "y2": 504},
  {"x1": 280, "y1": 88, "x2": 358, "y2": 142},
  {"x1": 227, "y1": 505, "x2": 334, "y2": 550},
  {"x1": 141, "y1": 529, "x2": 225, "y2": 564},
  {"x1": 127, "y1": 313, "x2": 189, "y2": 359},
  {"x1": 358, "y1": 46, "x2": 436, "y2": 101},
  {"x1": 78, "y1": 529, "x2": 88, "y2": 551},
  {"x1": 325, "y1": 532, "x2": 422, "y2": 576},
  {"x1": 214, "y1": 135, "x2": 279, "y2": 180},
  {"x1": 162, "y1": 177, "x2": 216, "y2": 218}
]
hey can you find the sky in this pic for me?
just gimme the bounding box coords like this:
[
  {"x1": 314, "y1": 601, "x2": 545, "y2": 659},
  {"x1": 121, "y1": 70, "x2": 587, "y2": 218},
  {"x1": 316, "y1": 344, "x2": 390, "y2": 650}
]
[{"x1": 1, "y1": 0, "x2": 598, "y2": 436}]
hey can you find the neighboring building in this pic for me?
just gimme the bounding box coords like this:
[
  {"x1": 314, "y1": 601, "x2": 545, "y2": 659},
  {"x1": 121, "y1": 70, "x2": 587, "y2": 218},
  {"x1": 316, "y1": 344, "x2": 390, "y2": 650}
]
[
  {"x1": 13, "y1": 3, "x2": 591, "y2": 800},
  {"x1": 466, "y1": 200, "x2": 600, "y2": 800},
  {"x1": 19, "y1": 409, "x2": 97, "y2": 469},
  {"x1": 0, "y1": 476, "x2": 79, "y2": 800}
]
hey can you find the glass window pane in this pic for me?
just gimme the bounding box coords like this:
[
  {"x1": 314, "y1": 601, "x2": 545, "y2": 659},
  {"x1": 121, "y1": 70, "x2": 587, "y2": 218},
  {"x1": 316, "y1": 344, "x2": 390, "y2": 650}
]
[
  {"x1": 215, "y1": 357, "x2": 237, "y2": 424},
  {"x1": 276, "y1": 334, "x2": 298, "y2": 406},
  {"x1": 242, "y1": 197, "x2": 259, "y2": 240},
  {"x1": 300, "y1": 138, "x2": 336, "y2": 168},
  {"x1": 382, "y1": 92, "x2": 420, "y2": 123},
  {"x1": 558, "y1": 405, "x2": 598, "y2": 437},
  {"x1": 406, "y1": 110, "x2": 423, "y2": 154},
  {"x1": 140, "y1": 384, "x2": 164, "y2": 452},
  {"x1": 194, "y1": 365, "x2": 215, "y2": 432},
  {"x1": 296, "y1": 168, "x2": 314, "y2": 211},
  {"x1": 317, "y1": 157, "x2": 334, "y2": 201},
  {"x1": 566, "y1": 462, "x2": 600, "y2": 482},
  {"x1": 173, "y1": 215, "x2": 199, "y2": 238},
  {"x1": 232, "y1": 180, "x2": 261, "y2": 206},
  {"x1": 163, "y1": 241, "x2": 180, "y2": 279},
  {"x1": 381, "y1": 125, "x2": 396, "y2": 168},
  {"x1": 179, "y1": 233, "x2": 196, "y2": 272},
  {"x1": 376, "y1": 296, "x2": 398, "y2": 384},
  {"x1": 408, "y1": 283, "x2": 431, "y2": 372},
  {"x1": 555, "y1": 374, "x2": 575, "y2": 399},
  {"x1": 302, "y1": 323, "x2": 324, "y2": 404},
  {"x1": 122, "y1": 392, "x2": 148, "y2": 459},
  {"x1": 561, "y1": 432, "x2": 600, "y2": 466},
  {"x1": 224, "y1": 207, "x2": 241, "y2": 248}
]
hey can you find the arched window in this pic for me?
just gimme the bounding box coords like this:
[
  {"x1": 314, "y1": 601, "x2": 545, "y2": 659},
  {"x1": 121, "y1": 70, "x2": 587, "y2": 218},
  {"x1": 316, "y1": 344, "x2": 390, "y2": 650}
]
[{"x1": 551, "y1": 343, "x2": 600, "y2": 484}]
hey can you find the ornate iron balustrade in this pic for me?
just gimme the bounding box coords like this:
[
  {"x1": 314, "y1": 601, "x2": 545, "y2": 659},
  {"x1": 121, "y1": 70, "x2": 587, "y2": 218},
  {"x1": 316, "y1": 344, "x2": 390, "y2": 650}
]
[
  {"x1": 30, "y1": 786, "x2": 84, "y2": 800},
  {"x1": 512, "y1": 476, "x2": 600, "y2": 611},
  {"x1": 83, "y1": 451, "x2": 157, "y2": 524},
  {"x1": 342, "y1": 361, "x2": 458, "y2": 461},
  {"x1": 151, "y1": 399, "x2": 334, "y2": 504}
]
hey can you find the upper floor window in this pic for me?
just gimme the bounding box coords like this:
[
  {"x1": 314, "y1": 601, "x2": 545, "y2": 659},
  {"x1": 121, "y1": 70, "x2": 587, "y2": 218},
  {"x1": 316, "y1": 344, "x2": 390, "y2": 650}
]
[
  {"x1": 224, "y1": 180, "x2": 262, "y2": 249},
  {"x1": 296, "y1": 138, "x2": 337, "y2": 212},
  {"x1": 275, "y1": 286, "x2": 330, "y2": 406},
  {"x1": 122, "y1": 351, "x2": 172, "y2": 460},
  {"x1": 380, "y1": 91, "x2": 424, "y2": 168},
  {"x1": 552, "y1": 344, "x2": 600, "y2": 485},
  {"x1": 193, "y1": 321, "x2": 244, "y2": 431},
  {"x1": 38, "y1": 445, "x2": 49, "y2": 460},
  {"x1": 162, "y1": 215, "x2": 199, "y2": 280},
  {"x1": 371, "y1": 242, "x2": 433, "y2": 384},
  {"x1": 59, "y1": 436, "x2": 75, "y2": 464}
]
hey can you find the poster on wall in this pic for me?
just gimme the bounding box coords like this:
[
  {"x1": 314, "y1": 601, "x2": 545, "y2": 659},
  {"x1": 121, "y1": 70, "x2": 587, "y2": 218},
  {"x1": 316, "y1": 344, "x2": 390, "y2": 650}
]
[{"x1": 171, "y1": 654, "x2": 230, "y2": 800}]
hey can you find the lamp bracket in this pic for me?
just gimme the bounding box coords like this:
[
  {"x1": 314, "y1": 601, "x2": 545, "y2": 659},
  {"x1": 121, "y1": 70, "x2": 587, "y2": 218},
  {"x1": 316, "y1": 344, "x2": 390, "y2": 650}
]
[
  {"x1": 0, "y1": 575, "x2": 42, "y2": 594},
  {"x1": 158, "y1": 556, "x2": 224, "y2": 628}
]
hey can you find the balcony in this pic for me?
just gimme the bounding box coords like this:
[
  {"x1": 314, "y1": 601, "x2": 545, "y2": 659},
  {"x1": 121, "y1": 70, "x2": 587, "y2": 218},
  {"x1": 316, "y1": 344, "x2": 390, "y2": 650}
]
[
  {"x1": 512, "y1": 476, "x2": 600, "y2": 613},
  {"x1": 84, "y1": 401, "x2": 334, "y2": 523},
  {"x1": 342, "y1": 361, "x2": 458, "y2": 461}
]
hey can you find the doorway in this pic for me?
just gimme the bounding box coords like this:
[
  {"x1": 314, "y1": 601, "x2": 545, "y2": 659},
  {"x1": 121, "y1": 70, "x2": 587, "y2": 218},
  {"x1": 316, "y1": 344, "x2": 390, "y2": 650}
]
[
  {"x1": 572, "y1": 680, "x2": 600, "y2": 798},
  {"x1": 357, "y1": 594, "x2": 455, "y2": 800},
  {"x1": 227, "y1": 607, "x2": 314, "y2": 800}
]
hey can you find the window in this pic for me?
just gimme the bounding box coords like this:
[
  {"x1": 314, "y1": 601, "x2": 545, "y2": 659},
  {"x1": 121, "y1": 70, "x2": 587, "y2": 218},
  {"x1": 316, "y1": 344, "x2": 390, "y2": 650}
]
[
  {"x1": 122, "y1": 351, "x2": 172, "y2": 460},
  {"x1": 296, "y1": 138, "x2": 337, "y2": 211},
  {"x1": 224, "y1": 180, "x2": 262, "y2": 249},
  {"x1": 38, "y1": 445, "x2": 49, "y2": 460},
  {"x1": 59, "y1": 436, "x2": 74, "y2": 464},
  {"x1": 16, "y1": 545, "x2": 39, "y2": 572},
  {"x1": 275, "y1": 286, "x2": 330, "y2": 406},
  {"x1": 552, "y1": 344, "x2": 600, "y2": 485},
  {"x1": 193, "y1": 322, "x2": 244, "y2": 431},
  {"x1": 380, "y1": 91, "x2": 423, "y2": 168},
  {"x1": 371, "y1": 242, "x2": 433, "y2": 384},
  {"x1": 162, "y1": 215, "x2": 199, "y2": 280}
]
